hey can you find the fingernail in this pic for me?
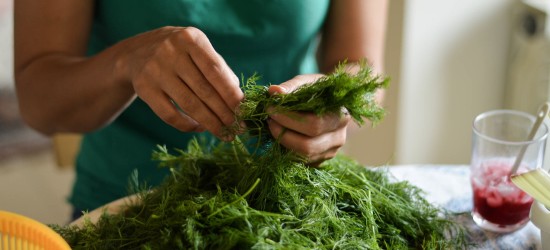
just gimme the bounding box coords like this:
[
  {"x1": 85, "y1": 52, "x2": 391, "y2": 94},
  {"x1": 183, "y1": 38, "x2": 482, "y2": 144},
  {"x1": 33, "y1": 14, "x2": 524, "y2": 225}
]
[
  {"x1": 239, "y1": 120, "x2": 247, "y2": 128},
  {"x1": 238, "y1": 121, "x2": 247, "y2": 133},
  {"x1": 268, "y1": 85, "x2": 286, "y2": 95},
  {"x1": 221, "y1": 135, "x2": 234, "y2": 142},
  {"x1": 195, "y1": 126, "x2": 206, "y2": 132}
]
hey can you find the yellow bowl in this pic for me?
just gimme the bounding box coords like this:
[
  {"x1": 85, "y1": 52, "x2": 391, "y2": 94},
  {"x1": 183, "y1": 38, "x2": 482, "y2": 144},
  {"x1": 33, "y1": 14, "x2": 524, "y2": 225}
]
[{"x1": 0, "y1": 210, "x2": 70, "y2": 250}]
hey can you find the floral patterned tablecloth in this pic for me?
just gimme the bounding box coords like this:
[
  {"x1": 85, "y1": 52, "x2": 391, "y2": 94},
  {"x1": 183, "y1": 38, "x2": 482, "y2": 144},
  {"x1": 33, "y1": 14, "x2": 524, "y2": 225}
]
[{"x1": 386, "y1": 165, "x2": 542, "y2": 250}]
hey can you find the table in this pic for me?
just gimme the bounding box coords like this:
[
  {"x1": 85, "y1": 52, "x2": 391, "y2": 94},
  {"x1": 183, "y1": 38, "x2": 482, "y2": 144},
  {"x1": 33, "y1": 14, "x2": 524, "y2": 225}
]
[{"x1": 386, "y1": 165, "x2": 542, "y2": 250}]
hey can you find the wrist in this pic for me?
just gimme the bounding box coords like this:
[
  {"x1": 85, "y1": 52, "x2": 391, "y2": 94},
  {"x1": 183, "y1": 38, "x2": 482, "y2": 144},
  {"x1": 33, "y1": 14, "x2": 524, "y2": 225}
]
[{"x1": 106, "y1": 40, "x2": 133, "y2": 90}]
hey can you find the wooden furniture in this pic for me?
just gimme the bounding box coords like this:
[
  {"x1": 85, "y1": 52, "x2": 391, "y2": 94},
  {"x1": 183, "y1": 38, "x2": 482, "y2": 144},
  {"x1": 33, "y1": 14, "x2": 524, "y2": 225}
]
[{"x1": 52, "y1": 134, "x2": 82, "y2": 169}]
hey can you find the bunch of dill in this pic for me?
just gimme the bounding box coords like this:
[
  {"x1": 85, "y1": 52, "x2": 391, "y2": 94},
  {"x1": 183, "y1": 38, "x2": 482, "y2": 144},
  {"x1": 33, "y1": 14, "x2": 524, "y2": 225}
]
[
  {"x1": 51, "y1": 62, "x2": 468, "y2": 249},
  {"x1": 235, "y1": 62, "x2": 387, "y2": 141}
]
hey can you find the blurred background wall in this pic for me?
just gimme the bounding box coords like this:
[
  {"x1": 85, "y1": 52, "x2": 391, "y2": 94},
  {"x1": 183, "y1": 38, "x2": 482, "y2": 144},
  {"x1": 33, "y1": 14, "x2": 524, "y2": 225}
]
[
  {"x1": 346, "y1": 0, "x2": 550, "y2": 166},
  {"x1": 396, "y1": 0, "x2": 514, "y2": 164},
  {"x1": 0, "y1": 0, "x2": 11, "y2": 88}
]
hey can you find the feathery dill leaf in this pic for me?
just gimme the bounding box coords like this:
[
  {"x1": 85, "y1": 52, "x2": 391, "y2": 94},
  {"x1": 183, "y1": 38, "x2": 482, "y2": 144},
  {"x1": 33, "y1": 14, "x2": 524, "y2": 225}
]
[
  {"x1": 233, "y1": 61, "x2": 388, "y2": 139},
  {"x1": 51, "y1": 62, "x2": 468, "y2": 249}
]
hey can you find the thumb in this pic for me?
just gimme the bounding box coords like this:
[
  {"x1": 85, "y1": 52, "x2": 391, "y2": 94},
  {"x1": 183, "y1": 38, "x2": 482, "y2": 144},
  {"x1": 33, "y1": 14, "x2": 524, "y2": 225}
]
[
  {"x1": 267, "y1": 84, "x2": 288, "y2": 96},
  {"x1": 268, "y1": 74, "x2": 322, "y2": 96}
]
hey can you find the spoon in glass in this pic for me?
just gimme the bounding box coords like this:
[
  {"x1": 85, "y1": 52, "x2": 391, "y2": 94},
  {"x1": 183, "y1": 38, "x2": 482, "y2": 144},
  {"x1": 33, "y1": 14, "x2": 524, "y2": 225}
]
[{"x1": 510, "y1": 102, "x2": 550, "y2": 208}]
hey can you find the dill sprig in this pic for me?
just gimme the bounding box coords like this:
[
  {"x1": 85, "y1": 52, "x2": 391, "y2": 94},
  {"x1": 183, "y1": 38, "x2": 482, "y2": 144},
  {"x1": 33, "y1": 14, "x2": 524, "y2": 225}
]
[
  {"x1": 51, "y1": 62, "x2": 469, "y2": 249},
  {"x1": 233, "y1": 61, "x2": 389, "y2": 139}
]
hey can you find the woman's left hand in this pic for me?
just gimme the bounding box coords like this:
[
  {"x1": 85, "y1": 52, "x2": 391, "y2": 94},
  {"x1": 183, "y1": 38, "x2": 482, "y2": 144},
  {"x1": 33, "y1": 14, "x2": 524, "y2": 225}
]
[{"x1": 267, "y1": 74, "x2": 352, "y2": 166}]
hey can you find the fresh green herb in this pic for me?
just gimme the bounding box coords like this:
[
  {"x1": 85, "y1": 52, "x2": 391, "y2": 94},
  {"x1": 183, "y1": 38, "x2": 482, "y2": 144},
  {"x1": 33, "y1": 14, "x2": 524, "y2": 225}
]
[
  {"x1": 233, "y1": 61, "x2": 388, "y2": 140},
  {"x1": 51, "y1": 62, "x2": 468, "y2": 249}
]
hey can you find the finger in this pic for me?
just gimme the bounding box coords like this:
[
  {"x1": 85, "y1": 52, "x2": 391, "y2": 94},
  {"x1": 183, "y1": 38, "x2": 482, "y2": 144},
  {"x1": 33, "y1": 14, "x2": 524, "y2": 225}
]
[
  {"x1": 136, "y1": 63, "x2": 227, "y2": 138},
  {"x1": 307, "y1": 146, "x2": 340, "y2": 167},
  {"x1": 164, "y1": 76, "x2": 228, "y2": 139},
  {"x1": 133, "y1": 75, "x2": 203, "y2": 132},
  {"x1": 193, "y1": 125, "x2": 206, "y2": 132},
  {"x1": 139, "y1": 87, "x2": 203, "y2": 132},
  {"x1": 174, "y1": 54, "x2": 236, "y2": 126},
  {"x1": 268, "y1": 74, "x2": 324, "y2": 95},
  {"x1": 267, "y1": 119, "x2": 346, "y2": 161},
  {"x1": 180, "y1": 27, "x2": 244, "y2": 109},
  {"x1": 268, "y1": 108, "x2": 351, "y2": 137}
]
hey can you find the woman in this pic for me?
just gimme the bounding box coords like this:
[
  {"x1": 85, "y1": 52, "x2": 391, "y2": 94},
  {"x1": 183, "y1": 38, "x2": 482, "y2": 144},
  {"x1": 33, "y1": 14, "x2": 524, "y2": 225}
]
[{"x1": 14, "y1": 0, "x2": 388, "y2": 218}]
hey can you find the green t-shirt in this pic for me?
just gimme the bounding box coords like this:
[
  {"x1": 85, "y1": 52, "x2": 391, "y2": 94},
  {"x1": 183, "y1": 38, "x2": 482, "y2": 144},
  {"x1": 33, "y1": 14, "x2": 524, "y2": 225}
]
[{"x1": 70, "y1": 0, "x2": 330, "y2": 211}]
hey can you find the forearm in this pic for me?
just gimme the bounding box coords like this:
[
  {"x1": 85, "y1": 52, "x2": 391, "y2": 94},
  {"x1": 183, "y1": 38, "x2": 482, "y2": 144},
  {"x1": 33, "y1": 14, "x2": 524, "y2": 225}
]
[
  {"x1": 15, "y1": 45, "x2": 134, "y2": 135},
  {"x1": 318, "y1": 0, "x2": 388, "y2": 131},
  {"x1": 15, "y1": 26, "x2": 244, "y2": 138},
  {"x1": 318, "y1": 0, "x2": 388, "y2": 75}
]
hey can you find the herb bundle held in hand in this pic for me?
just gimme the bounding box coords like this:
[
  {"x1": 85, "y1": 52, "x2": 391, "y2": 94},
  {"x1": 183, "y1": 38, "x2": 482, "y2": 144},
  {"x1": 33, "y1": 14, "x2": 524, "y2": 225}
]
[{"x1": 52, "y1": 63, "x2": 467, "y2": 249}]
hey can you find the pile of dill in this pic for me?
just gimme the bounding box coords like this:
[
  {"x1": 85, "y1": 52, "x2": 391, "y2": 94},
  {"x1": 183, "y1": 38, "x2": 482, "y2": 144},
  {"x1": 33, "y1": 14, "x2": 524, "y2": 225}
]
[{"x1": 51, "y1": 63, "x2": 467, "y2": 249}]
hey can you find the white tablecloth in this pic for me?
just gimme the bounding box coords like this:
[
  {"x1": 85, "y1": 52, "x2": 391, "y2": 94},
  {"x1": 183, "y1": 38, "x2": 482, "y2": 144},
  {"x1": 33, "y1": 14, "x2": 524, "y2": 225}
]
[{"x1": 386, "y1": 165, "x2": 542, "y2": 250}]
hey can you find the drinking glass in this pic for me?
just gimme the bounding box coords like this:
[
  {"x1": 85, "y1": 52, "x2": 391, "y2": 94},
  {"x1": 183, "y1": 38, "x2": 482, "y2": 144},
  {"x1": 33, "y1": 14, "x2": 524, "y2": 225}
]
[{"x1": 470, "y1": 109, "x2": 548, "y2": 233}]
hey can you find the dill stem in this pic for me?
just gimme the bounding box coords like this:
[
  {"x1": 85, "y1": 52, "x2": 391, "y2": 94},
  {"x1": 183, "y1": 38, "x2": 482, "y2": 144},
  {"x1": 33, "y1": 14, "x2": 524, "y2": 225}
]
[
  {"x1": 207, "y1": 178, "x2": 261, "y2": 219},
  {"x1": 231, "y1": 140, "x2": 242, "y2": 167},
  {"x1": 170, "y1": 168, "x2": 178, "y2": 182}
]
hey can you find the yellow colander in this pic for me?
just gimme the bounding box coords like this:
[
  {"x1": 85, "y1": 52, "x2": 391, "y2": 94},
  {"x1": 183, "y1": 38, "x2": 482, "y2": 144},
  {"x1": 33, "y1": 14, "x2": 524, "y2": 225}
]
[{"x1": 0, "y1": 210, "x2": 70, "y2": 250}]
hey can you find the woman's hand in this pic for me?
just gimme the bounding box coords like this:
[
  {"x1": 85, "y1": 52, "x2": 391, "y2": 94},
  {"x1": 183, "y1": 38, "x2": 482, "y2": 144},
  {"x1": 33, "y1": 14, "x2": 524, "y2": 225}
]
[
  {"x1": 267, "y1": 75, "x2": 352, "y2": 165},
  {"x1": 15, "y1": 0, "x2": 243, "y2": 138},
  {"x1": 118, "y1": 26, "x2": 243, "y2": 140}
]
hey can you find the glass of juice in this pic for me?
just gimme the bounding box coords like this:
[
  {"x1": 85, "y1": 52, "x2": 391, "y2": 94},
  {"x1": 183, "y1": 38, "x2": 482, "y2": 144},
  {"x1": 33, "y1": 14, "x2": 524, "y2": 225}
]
[{"x1": 470, "y1": 109, "x2": 548, "y2": 233}]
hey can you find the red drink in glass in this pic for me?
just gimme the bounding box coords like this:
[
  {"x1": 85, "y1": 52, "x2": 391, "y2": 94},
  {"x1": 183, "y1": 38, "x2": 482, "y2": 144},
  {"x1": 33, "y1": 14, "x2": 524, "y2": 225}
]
[
  {"x1": 471, "y1": 160, "x2": 533, "y2": 232},
  {"x1": 470, "y1": 109, "x2": 548, "y2": 233}
]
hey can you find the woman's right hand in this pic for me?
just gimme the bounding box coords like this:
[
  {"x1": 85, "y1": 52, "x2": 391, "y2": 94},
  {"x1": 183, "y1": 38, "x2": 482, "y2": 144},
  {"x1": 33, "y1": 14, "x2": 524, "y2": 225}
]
[
  {"x1": 15, "y1": 1, "x2": 243, "y2": 139},
  {"x1": 117, "y1": 26, "x2": 243, "y2": 140}
]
